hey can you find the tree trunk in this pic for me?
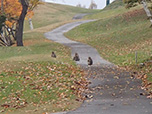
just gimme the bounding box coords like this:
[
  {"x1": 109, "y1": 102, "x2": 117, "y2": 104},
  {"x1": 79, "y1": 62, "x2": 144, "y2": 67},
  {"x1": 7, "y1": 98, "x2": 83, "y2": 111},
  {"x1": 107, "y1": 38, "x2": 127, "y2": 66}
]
[
  {"x1": 16, "y1": 0, "x2": 28, "y2": 46},
  {"x1": 142, "y1": 0, "x2": 152, "y2": 26}
]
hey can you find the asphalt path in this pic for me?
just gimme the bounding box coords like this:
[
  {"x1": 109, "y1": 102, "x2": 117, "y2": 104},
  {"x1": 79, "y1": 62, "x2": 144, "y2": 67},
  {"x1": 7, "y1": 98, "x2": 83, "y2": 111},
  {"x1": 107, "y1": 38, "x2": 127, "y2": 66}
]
[
  {"x1": 44, "y1": 20, "x2": 111, "y2": 66},
  {"x1": 72, "y1": 13, "x2": 90, "y2": 20},
  {"x1": 44, "y1": 20, "x2": 152, "y2": 114}
]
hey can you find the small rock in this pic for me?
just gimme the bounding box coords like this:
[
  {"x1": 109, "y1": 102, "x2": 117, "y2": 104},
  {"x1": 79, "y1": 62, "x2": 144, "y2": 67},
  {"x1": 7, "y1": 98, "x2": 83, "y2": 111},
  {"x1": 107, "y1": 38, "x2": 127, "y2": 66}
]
[
  {"x1": 139, "y1": 63, "x2": 145, "y2": 68},
  {"x1": 85, "y1": 94, "x2": 93, "y2": 99},
  {"x1": 110, "y1": 104, "x2": 114, "y2": 106}
]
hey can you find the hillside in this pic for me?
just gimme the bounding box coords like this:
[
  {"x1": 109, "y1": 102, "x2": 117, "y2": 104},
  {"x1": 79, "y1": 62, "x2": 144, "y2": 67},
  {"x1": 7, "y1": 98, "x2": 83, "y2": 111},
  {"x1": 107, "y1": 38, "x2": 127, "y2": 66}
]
[
  {"x1": 0, "y1": 3, "x2": 98, "y2": 62},
  {"x1": 84, "y1": 0, "x2": 141, "y2": 20},
  {"x1": 65, "y1": 2, "x2": 152, "y2": 92},
  {"x1": 24, "y1": 2, "x2": 98, "y2": 32},
  {"x1": 66, "y1": 8, "x2": 151, "y2": 65},
  {"x1": 104, "y1": 0, "x2": 124, "y2": 10}
]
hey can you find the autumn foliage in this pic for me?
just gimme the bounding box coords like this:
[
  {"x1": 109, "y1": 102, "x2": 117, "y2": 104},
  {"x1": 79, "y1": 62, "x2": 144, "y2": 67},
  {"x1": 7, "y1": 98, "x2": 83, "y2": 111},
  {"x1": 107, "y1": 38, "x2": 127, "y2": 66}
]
[
  {"x1": 0, "y1": 0, "x2": 36, "y2": 27},
  {"x1": 0, "y1": 0, "x2": 40, "y2": 46}
]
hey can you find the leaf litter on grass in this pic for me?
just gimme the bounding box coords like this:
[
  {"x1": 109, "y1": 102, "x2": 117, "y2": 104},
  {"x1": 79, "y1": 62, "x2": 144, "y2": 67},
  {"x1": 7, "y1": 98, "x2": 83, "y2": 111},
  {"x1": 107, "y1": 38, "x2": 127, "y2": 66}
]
[
  {"x1": 0, "y1": 62, "x2": 89, "y2": 113},
  {"x1": 128, "y1": 61, "x2": 152, "y2": 98}
]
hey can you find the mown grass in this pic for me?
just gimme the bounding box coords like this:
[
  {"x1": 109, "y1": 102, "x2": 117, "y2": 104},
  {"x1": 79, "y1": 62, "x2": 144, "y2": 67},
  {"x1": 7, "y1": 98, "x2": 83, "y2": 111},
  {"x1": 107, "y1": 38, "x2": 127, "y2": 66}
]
[
  {"x1": 65, "y1": 8, "x2": 152, "y2": 88},
  {"x1": 24, "y1": 3, "x2": 98, "y2": 32},
  {"x1": 0, "y1": 62, "x2": 86, "y2": 114},
  {"x1": 84, "y1": 1, "x2": 142, "y2": 20},
  {"x1": 65, "y1": 8, "x2": 151, "y2": 66},
  {"x1": 0, "y1": 32, "x2": 82, "y2": 113},
  {"x1": 0, "y1": 32, "x2": 72, "y2": 64},
  {"x1": 0, "y1": 2, "x2": 96, "y2": 113}
]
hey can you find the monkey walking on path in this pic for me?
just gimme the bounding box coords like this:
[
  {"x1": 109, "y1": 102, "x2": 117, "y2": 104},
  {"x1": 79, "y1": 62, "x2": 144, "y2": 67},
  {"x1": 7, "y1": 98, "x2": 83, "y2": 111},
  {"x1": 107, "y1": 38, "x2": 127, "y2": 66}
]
[
  {"x1": 73, "y1": 53, "x2": 80, "y2": 61},
  {"x1": 51, "y1": 51, "x2": 56, "y2": 58},
  {"x1": 88, "y1": 57, "x2": 93, "y2": 66}
]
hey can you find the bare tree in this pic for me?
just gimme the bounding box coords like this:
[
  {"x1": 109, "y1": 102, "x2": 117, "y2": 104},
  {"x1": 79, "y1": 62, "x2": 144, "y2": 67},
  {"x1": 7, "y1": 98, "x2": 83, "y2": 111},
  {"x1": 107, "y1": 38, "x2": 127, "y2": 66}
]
[
  {"x1": 76, "y1": 3, "x2": 82, "y2": 8},
  {"x1": 89, "y1": 0, "x2": 97, "y2": 9}
]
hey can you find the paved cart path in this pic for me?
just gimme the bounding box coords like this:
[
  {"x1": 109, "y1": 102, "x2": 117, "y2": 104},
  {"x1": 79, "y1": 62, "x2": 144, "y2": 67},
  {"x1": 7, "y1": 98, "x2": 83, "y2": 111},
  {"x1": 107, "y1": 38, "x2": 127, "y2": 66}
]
[
  {"x1": 44, "y1": 20, "x2": 152, "y2": 114},
  {"x1": 45, "y1": 20, "x2": 111, "y2": 66}
]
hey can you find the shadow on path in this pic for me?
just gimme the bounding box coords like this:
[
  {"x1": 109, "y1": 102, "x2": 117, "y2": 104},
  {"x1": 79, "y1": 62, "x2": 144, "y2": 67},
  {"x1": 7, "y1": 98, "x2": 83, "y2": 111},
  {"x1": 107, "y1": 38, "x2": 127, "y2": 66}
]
[{"x1": 44, "y1": 20, "x2": 152, "y2": 114}]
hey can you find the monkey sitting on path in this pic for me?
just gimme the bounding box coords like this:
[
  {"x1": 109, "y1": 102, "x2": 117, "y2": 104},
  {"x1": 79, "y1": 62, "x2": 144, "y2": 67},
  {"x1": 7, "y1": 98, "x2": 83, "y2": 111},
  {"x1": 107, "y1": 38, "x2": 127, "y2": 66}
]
[
  {"x1": 73, "y1": 53, "x2": 80, "y2": 61},
  {"x1": 88, "y1": 57, "x2": 93, "y2": 66},
  {"x1": 51, "y1": 51, "x2": 56, "y2": 58}
]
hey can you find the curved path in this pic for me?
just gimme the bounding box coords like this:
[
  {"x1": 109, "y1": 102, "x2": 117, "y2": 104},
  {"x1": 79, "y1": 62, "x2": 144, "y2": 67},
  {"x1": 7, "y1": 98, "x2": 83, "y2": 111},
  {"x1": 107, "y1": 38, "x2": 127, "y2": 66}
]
[
  {"x1": 44, "y1": 20, "x2": 112, "y2": 66},
  {"x1": 72, "y1": 13, "x2": 90, "y2": 20},
  {"x1": 44, "y1": 20, "x2": 152, "y2": 114}
]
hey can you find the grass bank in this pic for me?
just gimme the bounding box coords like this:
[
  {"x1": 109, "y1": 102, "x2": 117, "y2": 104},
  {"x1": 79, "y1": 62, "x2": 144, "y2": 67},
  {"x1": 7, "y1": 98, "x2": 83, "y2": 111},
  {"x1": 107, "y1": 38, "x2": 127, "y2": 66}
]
[
  {"x1": 66, "y1": 8, "x2": 151, "y2": 66},
  {"x1": 65, "y1": 7, "x2": 152, "y2": 94},
  {"x1": 24, "y1": 3, "x2": 98, "y2": 32}
]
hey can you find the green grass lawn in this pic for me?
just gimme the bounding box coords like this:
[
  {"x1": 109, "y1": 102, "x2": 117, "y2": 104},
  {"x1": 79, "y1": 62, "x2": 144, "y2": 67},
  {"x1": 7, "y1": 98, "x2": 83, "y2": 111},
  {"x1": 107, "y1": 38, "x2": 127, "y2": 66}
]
[
  {"x1": 0, "y1": 62, "x2": 86, "y2": 114},
  {"x1": 0, "y1": 32, "x2": 73, "y2": 64}
]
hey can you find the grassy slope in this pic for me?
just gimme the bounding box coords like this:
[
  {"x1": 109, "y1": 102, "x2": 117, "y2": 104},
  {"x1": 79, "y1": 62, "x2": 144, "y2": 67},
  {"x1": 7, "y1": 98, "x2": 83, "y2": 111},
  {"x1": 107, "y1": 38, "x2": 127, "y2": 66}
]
[
  {"x1": 0, "y1": 3, "x2": 97, "y2": 114},
  {"x1": 65, "y1": 1, "x2": 152, "y2": 91},
  {"x1": 24, "y1": 3, "x2": 98, "y2": 32},
  {"x1": 66, "y1": 9, "x2": 152, "y2": 65},
  {"x1": 84, "y1": 0, "x2": 125, "y2": 19},
  {"x1": 0, "y1": 3, "x2": 97, "y2": 66}
]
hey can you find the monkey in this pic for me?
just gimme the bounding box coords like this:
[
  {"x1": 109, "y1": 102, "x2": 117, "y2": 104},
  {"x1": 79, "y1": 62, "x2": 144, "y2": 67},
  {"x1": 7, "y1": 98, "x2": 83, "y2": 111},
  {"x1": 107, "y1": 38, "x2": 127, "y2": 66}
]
[
  {"x1": 51, "y1": 51, "x2": 56, "y2": 58},
  {"x1": 88, "y1": 57, "x2": 93, "y2": 66},
  {"x1": 73, "y1": 53, "x2": 80, "y2": 61}
]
